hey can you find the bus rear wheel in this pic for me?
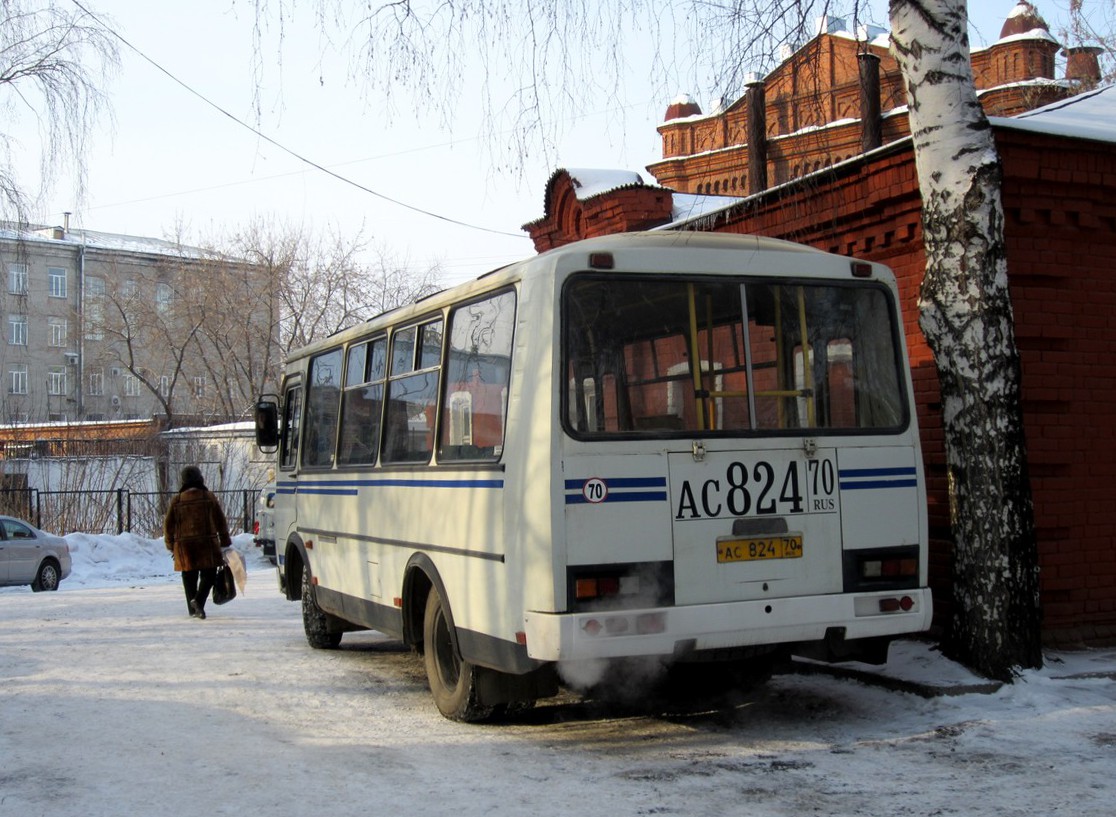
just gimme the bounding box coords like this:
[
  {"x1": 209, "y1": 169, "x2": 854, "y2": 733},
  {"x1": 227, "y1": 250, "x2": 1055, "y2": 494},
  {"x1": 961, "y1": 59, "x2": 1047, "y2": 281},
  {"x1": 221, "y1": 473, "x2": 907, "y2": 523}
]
[{"x1": 422, "y1": 588, "x2": 492, "y2": 722}]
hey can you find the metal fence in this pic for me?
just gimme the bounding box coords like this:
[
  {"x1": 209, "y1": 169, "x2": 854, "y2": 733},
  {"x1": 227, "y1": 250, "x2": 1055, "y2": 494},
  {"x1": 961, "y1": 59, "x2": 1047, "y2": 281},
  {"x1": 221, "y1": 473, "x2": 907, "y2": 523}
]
[{"x1": 0, "y1": 487, "x2": 256, "y2": 538}]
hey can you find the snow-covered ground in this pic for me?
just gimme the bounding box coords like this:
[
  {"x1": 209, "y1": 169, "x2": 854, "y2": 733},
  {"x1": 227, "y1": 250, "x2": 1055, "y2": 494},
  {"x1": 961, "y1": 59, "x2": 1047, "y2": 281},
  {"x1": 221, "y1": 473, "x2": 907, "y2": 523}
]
[{"x1": 2, "y1": 531, "x2": 1115, "y2": 816}]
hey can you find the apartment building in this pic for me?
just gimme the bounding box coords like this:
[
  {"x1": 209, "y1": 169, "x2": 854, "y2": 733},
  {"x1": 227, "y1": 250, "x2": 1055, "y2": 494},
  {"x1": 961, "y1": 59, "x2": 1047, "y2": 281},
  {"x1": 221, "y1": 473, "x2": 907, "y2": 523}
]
[{"x1": 0, "y1": 223, "x2": 276, "y2": 425}]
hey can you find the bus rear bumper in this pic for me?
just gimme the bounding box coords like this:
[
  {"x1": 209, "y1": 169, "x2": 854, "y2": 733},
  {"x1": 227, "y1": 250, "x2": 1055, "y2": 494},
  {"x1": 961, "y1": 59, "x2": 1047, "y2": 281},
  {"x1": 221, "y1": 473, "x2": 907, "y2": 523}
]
[{"x1": 522, "y1": 588, "x2": 933, "y2": 662}]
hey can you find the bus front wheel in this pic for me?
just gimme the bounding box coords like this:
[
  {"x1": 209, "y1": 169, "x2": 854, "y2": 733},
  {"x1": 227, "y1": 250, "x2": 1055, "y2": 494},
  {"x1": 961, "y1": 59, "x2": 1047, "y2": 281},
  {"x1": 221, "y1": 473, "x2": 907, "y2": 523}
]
[
  {"x1": 422, "y1": 588, "x2": 492, "y2": 722},
  {"x1": 302, "y1": 568, "x2": 342, "y2": 649}
]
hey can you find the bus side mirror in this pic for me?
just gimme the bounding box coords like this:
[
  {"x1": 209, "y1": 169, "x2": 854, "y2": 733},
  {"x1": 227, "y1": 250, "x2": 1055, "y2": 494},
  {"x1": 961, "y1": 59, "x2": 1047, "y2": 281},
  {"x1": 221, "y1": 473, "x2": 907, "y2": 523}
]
[{"x1": 255, "y1": 398, "x2": 280, "y2": 452}]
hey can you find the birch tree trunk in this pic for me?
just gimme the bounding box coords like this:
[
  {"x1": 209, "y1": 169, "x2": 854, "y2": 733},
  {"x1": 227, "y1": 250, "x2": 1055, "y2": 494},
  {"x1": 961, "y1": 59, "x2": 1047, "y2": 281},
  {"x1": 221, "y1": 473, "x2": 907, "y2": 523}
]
[{"x1": 889, "y1": 0, "x2": 1042, "y2": 680}]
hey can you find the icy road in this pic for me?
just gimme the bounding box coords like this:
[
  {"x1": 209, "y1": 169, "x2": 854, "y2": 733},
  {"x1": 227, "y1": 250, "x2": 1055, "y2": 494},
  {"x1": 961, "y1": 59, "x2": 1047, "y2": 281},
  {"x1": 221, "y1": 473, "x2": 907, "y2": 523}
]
[{"x1": 2, "y1": 573, "x2": 1115, "y2": 817}]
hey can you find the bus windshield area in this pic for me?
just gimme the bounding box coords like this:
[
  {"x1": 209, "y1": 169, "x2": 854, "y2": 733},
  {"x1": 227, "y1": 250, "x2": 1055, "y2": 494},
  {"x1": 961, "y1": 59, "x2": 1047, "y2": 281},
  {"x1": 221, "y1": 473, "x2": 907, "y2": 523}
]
[{"x1": 564, "y1": 275, "x2": 906, "y2": 436}]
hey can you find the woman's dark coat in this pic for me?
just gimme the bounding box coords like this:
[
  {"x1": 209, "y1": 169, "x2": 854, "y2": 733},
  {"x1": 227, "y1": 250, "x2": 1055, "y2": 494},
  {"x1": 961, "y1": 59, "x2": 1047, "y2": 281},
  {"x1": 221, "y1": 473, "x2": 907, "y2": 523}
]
[{"x1": 164, "y1": 487, "x2": 232, "y2": 571}]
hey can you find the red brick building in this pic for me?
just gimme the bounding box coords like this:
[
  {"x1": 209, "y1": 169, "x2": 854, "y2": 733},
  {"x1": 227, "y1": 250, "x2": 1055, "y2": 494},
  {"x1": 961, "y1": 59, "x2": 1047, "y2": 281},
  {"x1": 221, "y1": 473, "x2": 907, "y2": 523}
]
[{"x1": 524, "y1": 3, "x2": 1116, "y2": 646}]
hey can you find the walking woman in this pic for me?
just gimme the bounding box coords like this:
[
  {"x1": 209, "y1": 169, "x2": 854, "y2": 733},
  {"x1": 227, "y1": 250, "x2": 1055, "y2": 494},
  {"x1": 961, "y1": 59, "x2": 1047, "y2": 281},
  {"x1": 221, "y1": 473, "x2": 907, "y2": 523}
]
[{"x1": 164, "y1": 466, "x2": 231, "y2": 619}]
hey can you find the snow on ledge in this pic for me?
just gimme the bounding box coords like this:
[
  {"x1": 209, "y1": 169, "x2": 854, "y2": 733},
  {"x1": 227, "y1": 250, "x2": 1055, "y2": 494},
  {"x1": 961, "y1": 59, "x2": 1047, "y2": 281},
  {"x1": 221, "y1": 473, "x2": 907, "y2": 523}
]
[
  {"x1": 993, "y1": 84, "x2": 1116, "y2": 145},
  {"x1": 565, "y1": 168, "x2": 645, "y2": 200}
]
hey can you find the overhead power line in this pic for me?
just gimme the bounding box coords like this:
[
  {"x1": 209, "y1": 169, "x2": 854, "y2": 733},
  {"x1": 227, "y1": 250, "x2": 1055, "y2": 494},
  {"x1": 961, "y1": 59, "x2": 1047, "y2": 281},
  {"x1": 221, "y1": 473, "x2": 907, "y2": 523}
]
[{"x1": 69, "y1": 0, "x2": 524, "y2": 238}]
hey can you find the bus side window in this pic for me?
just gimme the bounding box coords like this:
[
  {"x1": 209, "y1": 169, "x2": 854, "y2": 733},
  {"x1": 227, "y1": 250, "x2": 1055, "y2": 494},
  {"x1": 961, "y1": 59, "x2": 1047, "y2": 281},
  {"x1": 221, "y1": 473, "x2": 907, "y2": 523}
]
[
  {"x1": 279, "y1": 384, "x2": 302, "y2": 470},
  {"x1": 303, "y1": 349, "x2": 343, "y2": 468},
  {"x1": 383, "y1": 320, "x2": 443, "y2": 464},
  {"x1": 338, "y1": 338, "x2": 386, "y2": 465},
  {"x1": 438, "y1": 290, "x2": 516, "y2": 461}
]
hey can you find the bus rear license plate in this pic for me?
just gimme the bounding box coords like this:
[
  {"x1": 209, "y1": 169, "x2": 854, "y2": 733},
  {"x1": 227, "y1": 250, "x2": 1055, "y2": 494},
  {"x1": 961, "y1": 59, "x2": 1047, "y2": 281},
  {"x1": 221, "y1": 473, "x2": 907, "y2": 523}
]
[{"x1": 716, "y1": 535, "x2": 804, "y2": 563}]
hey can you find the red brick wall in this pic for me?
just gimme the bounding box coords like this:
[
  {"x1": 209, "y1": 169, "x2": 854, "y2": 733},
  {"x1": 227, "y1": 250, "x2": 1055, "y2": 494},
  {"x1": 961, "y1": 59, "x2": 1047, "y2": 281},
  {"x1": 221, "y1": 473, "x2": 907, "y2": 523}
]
[
  {"x1": 524, "y1": 172, "x2": 674, "y2": 250},
  {"x1": 652, "y1": 32, "x2": 1071, "y2": 197},
  {"x1": 998, "y1": 129, "x2": 1116, "y2": 644}
]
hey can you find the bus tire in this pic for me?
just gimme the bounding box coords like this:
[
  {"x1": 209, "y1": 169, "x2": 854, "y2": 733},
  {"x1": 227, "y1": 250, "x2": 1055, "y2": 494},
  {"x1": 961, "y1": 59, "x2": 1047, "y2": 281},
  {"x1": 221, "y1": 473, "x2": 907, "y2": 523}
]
[
  {"x1": 422, "y1": 588, "x2": 492, "y2": 722},
  {"x1": 302, "y1": 568, "x2": 342, "y2": 650}
]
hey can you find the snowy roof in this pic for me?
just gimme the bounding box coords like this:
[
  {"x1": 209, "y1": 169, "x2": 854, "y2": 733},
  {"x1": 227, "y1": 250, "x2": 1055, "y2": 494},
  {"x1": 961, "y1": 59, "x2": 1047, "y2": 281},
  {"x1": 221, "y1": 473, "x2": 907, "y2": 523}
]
[
  {"x1": 992, "y1": 84, "x2": 1116, "y2": 144},
  {"x1": 665, "y1": 193, "x2": 746, "y2": 225},
  {"x1": 0, "y1": 224, "x2": 219, "y2": 260},
  {"x1": 996, "y1": 0, "x2": 1056, "y2": 44},
  {"x1": 993, "y1": 28, "x2": 1059, "y2": 47},
  {"x1": 565, "y1": 168, "x2": 646, "y2": 200},
  {"x1": 161, "y1": 421, "x2": 255, "y2": 436}
]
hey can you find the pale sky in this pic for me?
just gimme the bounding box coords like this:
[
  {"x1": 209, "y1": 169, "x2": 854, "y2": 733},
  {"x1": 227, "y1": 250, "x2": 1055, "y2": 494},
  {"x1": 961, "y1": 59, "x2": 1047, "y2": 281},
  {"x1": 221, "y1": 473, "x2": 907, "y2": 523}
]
[{"x1": 14, "y1": 1, "x2": 1070, "y2": 286}]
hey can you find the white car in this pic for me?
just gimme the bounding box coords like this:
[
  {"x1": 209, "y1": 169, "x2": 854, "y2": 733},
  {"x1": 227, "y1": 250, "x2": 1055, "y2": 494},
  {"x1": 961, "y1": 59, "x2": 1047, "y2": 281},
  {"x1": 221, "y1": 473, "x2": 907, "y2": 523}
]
[
  {"x1": 0, "y1": 515, "x2": 72, "y2": 591},
  {"x1": 253, "y1": 486, "x2": 276, "y2": 564}
]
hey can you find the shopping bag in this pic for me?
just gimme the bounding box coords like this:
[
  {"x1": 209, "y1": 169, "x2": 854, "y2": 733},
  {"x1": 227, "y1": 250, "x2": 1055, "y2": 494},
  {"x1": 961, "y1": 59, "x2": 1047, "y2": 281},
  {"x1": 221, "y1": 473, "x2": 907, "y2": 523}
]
[{"x1": 212, "y1": 561, "x2": 237, "y2": 605}]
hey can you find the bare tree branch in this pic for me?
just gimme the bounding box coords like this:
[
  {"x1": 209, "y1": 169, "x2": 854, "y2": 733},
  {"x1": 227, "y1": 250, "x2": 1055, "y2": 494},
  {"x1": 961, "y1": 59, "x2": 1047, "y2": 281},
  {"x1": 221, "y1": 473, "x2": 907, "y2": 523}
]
[{"x1": 0, "y1": 1, "x2": 119, "y2": 220}]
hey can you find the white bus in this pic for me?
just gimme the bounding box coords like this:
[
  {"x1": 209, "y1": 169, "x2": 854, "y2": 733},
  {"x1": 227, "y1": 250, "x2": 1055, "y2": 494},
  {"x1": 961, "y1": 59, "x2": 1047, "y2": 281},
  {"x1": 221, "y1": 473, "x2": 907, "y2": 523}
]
[{"x1": 255, "y1": 232, "x2": 932, "y2": 720}]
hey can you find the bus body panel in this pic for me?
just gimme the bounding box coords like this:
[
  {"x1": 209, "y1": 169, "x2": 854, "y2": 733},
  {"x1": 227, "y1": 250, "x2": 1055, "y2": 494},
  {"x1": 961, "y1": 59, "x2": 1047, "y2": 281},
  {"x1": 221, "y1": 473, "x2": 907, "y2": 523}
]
[
  {"x1": 561, "y1": 454, "x2": 674, "y2": 567},
  {"x1": 837, "y1": 445, "x2": 925, "y2": 549},
  {"x1": 291, "y1": 473, "x2": 514, "y2": 634}
]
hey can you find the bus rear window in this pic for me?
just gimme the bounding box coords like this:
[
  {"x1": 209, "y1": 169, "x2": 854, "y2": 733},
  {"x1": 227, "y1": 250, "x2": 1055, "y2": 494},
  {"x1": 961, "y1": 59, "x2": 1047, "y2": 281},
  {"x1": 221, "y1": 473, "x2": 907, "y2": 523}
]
[{"x1": 563, "y1": 275, "x2": 906, "y2": 437}]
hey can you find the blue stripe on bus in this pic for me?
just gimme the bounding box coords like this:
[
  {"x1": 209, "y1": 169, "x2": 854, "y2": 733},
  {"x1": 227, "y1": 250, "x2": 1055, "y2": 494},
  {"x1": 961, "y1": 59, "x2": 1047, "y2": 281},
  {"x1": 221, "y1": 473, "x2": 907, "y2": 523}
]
[
  {"x1": 839, "y1": 479, "x2": 918, "y2": 490},
  {"x1": 839, "y1": 467, "x2": 918, "y2": 491},
  {"x1": 361, "y1": 478, "x2": 504, "y2": 489},
  {"x1": 563, "y1": 477, "x2": 667, "y2": 490},
  {"x1": 293, "y1": 487, "x2": 360, "y2": 496},
  {"x1": 839, "y1": 467, "x2": 918, "y2": 478},
  {"x1": 565, "y1": 491, "x2": 669, "y2": 505},
  {"x1": 275, "y1": 478, "x2": 504, "y2": 493}
]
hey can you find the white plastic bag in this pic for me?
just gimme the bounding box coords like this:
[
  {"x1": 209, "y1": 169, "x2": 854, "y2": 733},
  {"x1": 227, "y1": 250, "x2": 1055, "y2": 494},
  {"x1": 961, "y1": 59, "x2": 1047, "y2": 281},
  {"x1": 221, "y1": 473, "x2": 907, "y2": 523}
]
[{"x1": 222, "y1": 547, "x2": 248, "y2": 596}]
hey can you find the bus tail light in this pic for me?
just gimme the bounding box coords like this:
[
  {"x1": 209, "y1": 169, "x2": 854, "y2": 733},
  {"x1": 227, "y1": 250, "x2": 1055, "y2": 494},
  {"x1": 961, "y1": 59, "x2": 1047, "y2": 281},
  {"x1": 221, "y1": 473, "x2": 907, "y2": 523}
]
[
  {"x1": 580, "y1": 612, "x2": 667, "y2": 638},
  {"x1": 568, "y1": 562, "x2": 674, "y2": 612},
  {"x1": 575, "y1": 575, "x2": 626, "y2": 601},
  {"x1": 588, "y1": 251, "x2": 614, "y2": 269},
  {"x1": 843, "y1": 546, "x2": 920, "y2": 592},
  {"x1": 879, "y1": 595, "x2": 916, "y2": 613},
  {"x1": 862, "y1": 557, "x2": 918, "y2": 580}
]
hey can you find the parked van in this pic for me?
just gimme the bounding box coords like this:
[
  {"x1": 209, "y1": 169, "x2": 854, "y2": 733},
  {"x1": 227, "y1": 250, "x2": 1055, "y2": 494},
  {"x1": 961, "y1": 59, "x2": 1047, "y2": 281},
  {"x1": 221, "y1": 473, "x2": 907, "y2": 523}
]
[{"x1": 253, "y1": 485, "x2": 276, "y2": 564}]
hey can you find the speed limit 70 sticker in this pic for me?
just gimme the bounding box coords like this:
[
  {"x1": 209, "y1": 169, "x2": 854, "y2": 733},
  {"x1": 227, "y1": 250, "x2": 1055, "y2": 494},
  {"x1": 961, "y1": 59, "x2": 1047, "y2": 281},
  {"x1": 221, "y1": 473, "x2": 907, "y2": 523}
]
[
  {"x1": 582, "y1": 477, "x2": 608, "y2": 503},
  {"x1": 564, "y1": 476, "x2": 668, "y2": 505}
]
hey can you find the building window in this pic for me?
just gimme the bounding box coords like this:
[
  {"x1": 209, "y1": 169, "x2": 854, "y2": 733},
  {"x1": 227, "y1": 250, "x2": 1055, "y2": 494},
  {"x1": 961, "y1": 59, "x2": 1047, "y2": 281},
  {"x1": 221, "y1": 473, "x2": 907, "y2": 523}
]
[
  {"x1": 85, "y1": 276, "x2": 105, "y2": 340},
  {"x1": 8, "y1": 315, "x2": 27, "y2": 346},
  {"x1": 156, "y1": 282, "x2": 173, "y2": 313},
  {"x1": 9, "y1": 365, "x2": 27, "y2": 395},
  {"x1": 123, "y1": 374, "x2": 141, "y2": 397},
  {"x1": 121, "y1": 279, "x2": 139, "y2": 322},
  {"x1": 7, "y1": 264, "x2": 27, "y2": 295},
  {"x1": 48, "y1": 267, "x2": 67, "y2": 298},
  {"x1": 48, "y1": 318, "x2": 67, "y2": 347},
  {"x1": 193, "y1": 375, "x2": 206, "y2": 398},
  {"x1": 88, "y1": 369, "x2": 105, "y2": 396},
  {"x1": 159, "y1": 375, "x2": 170, "y2": 398},
  {"x1": 47, "y1": 367, "x2": 67, "y2": 396}
]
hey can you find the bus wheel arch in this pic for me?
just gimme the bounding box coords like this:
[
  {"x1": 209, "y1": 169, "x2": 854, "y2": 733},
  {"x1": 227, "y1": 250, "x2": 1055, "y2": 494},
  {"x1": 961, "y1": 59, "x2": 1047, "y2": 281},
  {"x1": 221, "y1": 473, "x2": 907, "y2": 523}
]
[
  {"x1": 402, "y1": 554, "x2": 448, "y2": 651},
  {"x1": 283, "y1": 535, "x2": 310, "y2": 602}
]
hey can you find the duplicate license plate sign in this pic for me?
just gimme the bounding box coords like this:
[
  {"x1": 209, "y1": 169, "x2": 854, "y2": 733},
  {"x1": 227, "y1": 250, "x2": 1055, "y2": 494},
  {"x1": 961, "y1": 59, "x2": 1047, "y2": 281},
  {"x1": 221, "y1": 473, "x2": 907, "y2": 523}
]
[{"x1": 716, "y1": 534, "x2": 804, "y2": 563}]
